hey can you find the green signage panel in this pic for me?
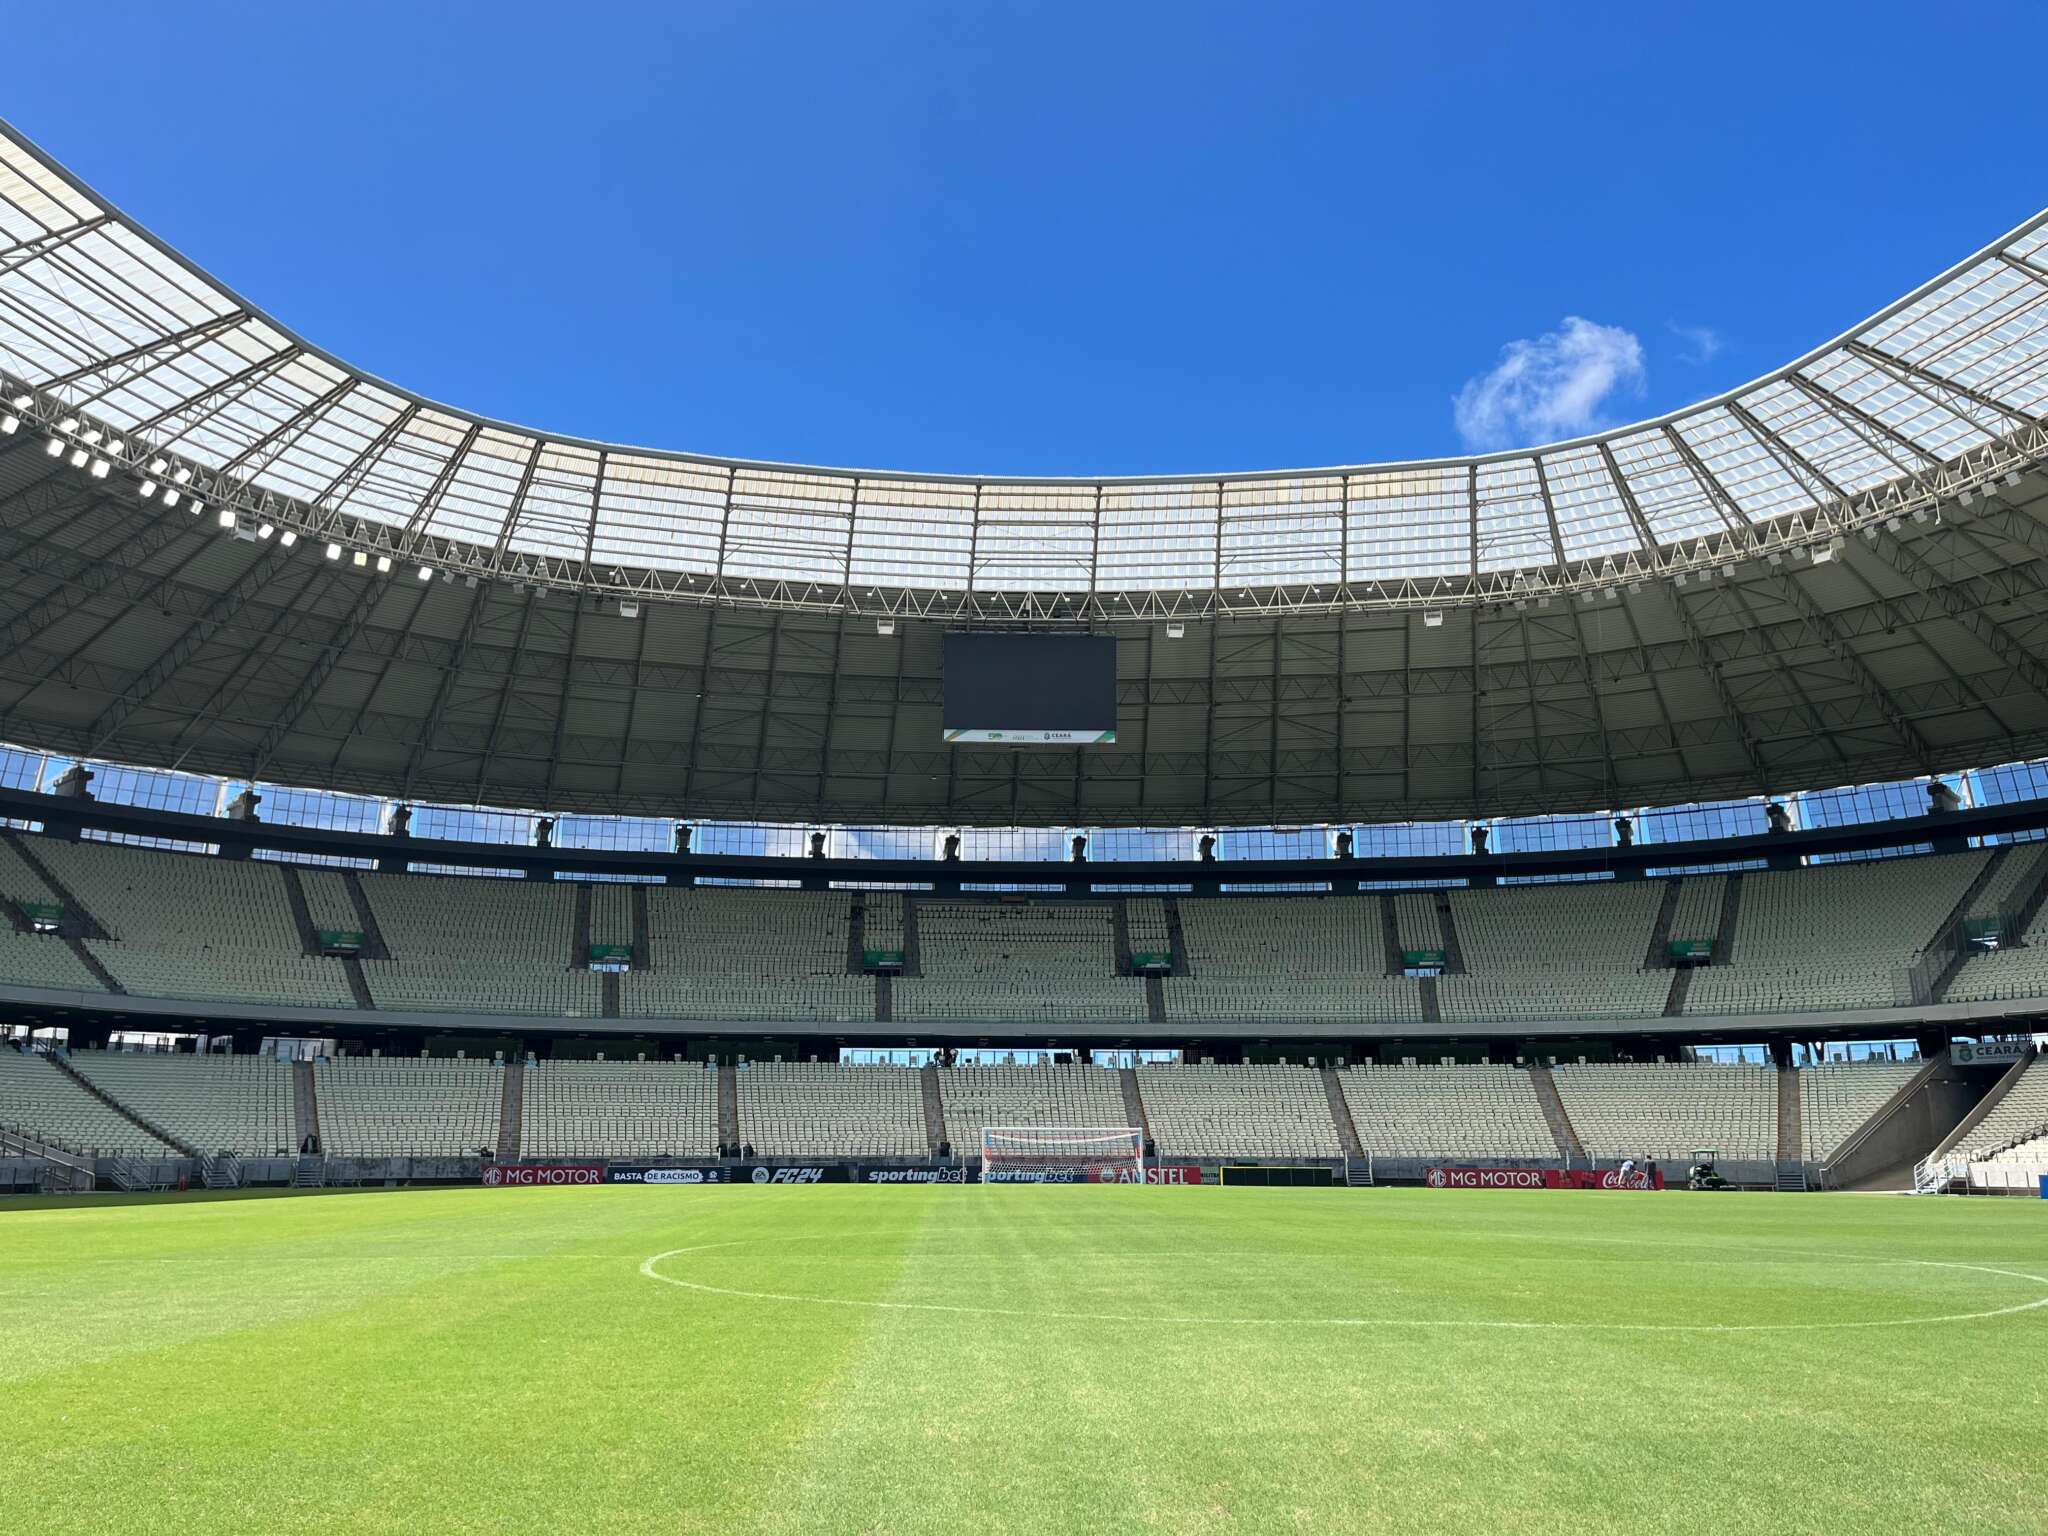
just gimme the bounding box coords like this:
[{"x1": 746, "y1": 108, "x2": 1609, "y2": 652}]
[
  {"x1": 1401, "y1": 948, "x2": 1447, "y2": 967},
  {"x1": 1131, "y1": 950, "x2": 1174, "y2": 972},
  {"x1": 588, "y1": 943, "x2": 634, "y2": 962},
  {"x1": 1667, "y1": 938, "x2": 1714, "y2": 959},
  {"x1": 317, "y1": 928, "x2": 365, "y2": 954},
  {"x1": 863, "y1": 948, "x2": 906, "y2": 970}
]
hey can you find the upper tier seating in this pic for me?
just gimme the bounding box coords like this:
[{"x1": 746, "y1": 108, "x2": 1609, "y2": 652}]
[
  {"x1": 1963, "y1": 844, "x2": 2047, "y2": 926},
  {"x1": 1686, "y1": 852, "x2": 1987, "y2": 1014},
  {"x1": 1666, "y1": 874, "x2": 1726, "y2": 950},
  {"x1": 358, "y1": 872, "x2": 601, "y2": 1016},
  {"x1": 521, "y1": 1059, "x2": 718, "y2": 1159},
  {"x1": 1550, "y1": 1061, "x2": 1777, "y2": 1159},
  {"x1": 936, "y1": 1065, "x2": 1132, "y2": 1148},
  {"x1": 864, "y1": 892, "x2": 906, "y2": 952},
  {"x1": 0, "y1": 1046, "x2": 174, "y2": 1155},
  {"x1": 70, "y1": 1050, "x2": 296, "y2": 1155},
  {"x1": 1167, "y1": 897, "x2": 1419, "y2": 1022},
  {"x1": 298, "y1": 868, "x2": 363, "y2": 934},
  {"x1": 0, "y1": 929, "x2": 102, "y2": 991},
  {"x1": 1947, "y1": 861, "x2": 2048, "y2": 1002},
  {"x1": 1439, "y1": 880, "x2": 1665, "y2": 1021},
  {"x1": 738, "y1": 1061, "x2": 926, "y2": 1157},
  {"x1": 1339, "y1": 1063, "x2": 1556, "y2": 1158},
  {"x1": 30, "y1": 838, "x2": 355, "y2": 1007},
  {"x1": 1126, "y1": 897, "x2": 1171, "y2": 957},
  {"x1": 1798, "y1": 1060, "x2": 1921, "y2": 1160},
  {"x1": 589, "y1": 882, "x2": 634, "y2": 950},
  {"x1": 624, "y1": 888, "x2": 871, "y2": 1022},
  {"x1": 314, "y1": 1056, "x2": 501, "y2": 1155},
  {"x1": 1136, "y1": 1063, "x2": 1342, "y2": 1159},
  {"x1": 1390, "y1": 892, "x2": 1441, "y2": 956},
  {"x1": 897, "y1": 903, "x2": 1146, "y2": 1023},
  {"x1": 1948, "y1": 1057, "x2": 2048, "y2": 1159}
]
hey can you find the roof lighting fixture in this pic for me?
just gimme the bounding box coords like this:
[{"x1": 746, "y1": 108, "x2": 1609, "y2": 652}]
[
  {"x1": 67, "y1": 446, "x2": 88, "y2": 468},
  {"x1": 80, "y1": 428, "x2": 100, "y2": 445},
  {"x1": 1673, "y1": 571, "x2": 1688, "y2": 586},
  {"x1": 352, "y1": 550, "x2": 367, "y2": 568},
  {"x1": 619, "y1": 600, "x2": 640, "y2": 619},
  {"x1": 172, "y1": 467, "x2": 191, "y2": 485},
  {"x1": 8, "y1": 393, "x2": 28, "y2": 409},
  {"x1": 217, "y1": 508, "x2": 235, "y2": 528},
  {"x1": 325, "y1": 541, "x2": 341, "y2": 560},
  {"x1": 417, "y1": 564, "x2": 434, "y2": 581},
  {"x1": 149, "y1": 457, "x2": 168, "y2": 475},
  {"x1": 1422, "y1": 610, "x2": 1444, "y2": 628},
  {"x1": 0, "y1": 412, "x2": 18, "y2": 435},
  {"x1": 161, "y1": 487, "x2": 179, "y2": 508},
  {"x1": 1166, "y1": 621, "x2": 1186, "y2": 639},
  {"x1": 57, "y1": 416, "x2": 77, "y2": 433},
  {"x1": 257, "y1": 522, "x2": 275, "y2": 540},
  {"x1": 875, "y1": 616, "x2": 895, "y2": 635},
  {"x1": 375, "y1": 554, "x2": 392, "y2": 574},
  {"x1": 1811, "y1": 544, "x2": 1836, "y2": 565},
  {"x1": 1912, "y1": 506, "x2": 1932, "y2": 523},
  {"x1": 279, "y1": 530, "x2": 298, "y2": 548},
  {"x1": 188, "y1": 499, "x2": 205, "y2": 517},
  {"x1": 88, "y1": 457, "x2": 109, "y2": 478},
  {"x1": 44, "y1": 435, "x2": 65, "y2": 457},
  {"x1": 2007, "y1": 470, "x2": 2024, "y2": 487}
]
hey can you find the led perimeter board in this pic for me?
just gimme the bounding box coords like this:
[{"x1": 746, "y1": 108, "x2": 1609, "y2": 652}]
[{"x1": 942, "y1": 632, "x2": 1118, "y2": 744}]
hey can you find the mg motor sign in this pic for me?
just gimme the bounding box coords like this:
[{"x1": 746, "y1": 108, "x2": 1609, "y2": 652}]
[
  {"x1": 1424, "y1": 1167, "x2": 1665, "y2": 1190},
  {"x1": 1088, "y1": 1165, "x2": 1203, "y2": 1185},
  {"x1": 481, "y1": 1164, "x2": 602, "y2": 1187},
  {"x1": 1425, "y1": 1167, "x2": 1548, "y2": 1190}
]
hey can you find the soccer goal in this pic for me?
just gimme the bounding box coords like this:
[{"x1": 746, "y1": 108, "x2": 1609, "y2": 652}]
[{"x1": 980, "y1": 1126, "x2": 1144, "y2": 1183}]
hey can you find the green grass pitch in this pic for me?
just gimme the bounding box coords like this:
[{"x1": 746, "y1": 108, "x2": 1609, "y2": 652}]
[{"x1": 3, "y1": 1185, "x2": 2045, "y2": 1534}]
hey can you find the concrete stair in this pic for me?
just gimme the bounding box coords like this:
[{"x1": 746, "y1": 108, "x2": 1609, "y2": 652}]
[
  {"x1": 717, "y1": 1061, "x2": 740, "y2": 1151},
  {"x1": 1319, "y1": 1067, "x2": 1365, "y2": 1160},
  {"x1": 1119, "y1": 1068, "x2": 1153, "y2": 1151},
  {"x1": 1433, "y1": 891, "x2": 1467, "y2": 974},
  {"x1": 1776, "y1": 1064, "x2": 1802, "y2": 1164},
  {"x1": 292, "y1": 1059, "x2": 321, "y2": 1152},
  {"x1": 1378, "y1": 893, "x2": 1404, "y2": 976},
  {"x1": 496, "y1": 1060, "x2": 525, "y2": 1160},
  {"x1": 1642, "y1": 877, "x2": 1682, "y2": 970},
  {"x1": 920, "y1": 1062, "x2": 947, "y2": 1155},
  {"x1": 1527, "y1": 1064, "x2": 1585, "y2": 1162}
]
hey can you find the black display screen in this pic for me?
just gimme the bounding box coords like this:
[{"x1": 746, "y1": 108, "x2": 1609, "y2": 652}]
[{"x1": 942, "y1": 633, "x2": 1118, "y2": 744}]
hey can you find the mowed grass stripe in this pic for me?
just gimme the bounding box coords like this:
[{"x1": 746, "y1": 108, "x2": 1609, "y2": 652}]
[{"x1": 1, "y1": 1186, "x2": 2043, "y2": 1534}]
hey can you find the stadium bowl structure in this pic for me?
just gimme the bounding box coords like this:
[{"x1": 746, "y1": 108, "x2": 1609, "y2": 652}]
[{"x1": 4, "y1": 115, "x2": 2048, "y2": 825}]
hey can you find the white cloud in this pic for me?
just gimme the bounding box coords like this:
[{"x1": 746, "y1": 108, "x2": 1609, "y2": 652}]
[
  {"x1": 1670, "y1": 322, "x2": 1724, "y2": 366},
  {"x1": 1452, "y1": 316, "x2": 1646, "y2": 452}
]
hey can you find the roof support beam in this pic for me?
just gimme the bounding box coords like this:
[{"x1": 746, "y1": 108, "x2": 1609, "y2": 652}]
[
  {"x1": 1841, "y1": 340, "x2": 2028, "y2": 430},
  {"x1": 1657, "y1": 584, "x2": 1770, "y2": 789},
  {"x1": 1855, "y1": 530, "x2": 2048, "y2": 710},
  {"x1": 1766, "y1": 571, "x2": 1937, "y2": 772}
]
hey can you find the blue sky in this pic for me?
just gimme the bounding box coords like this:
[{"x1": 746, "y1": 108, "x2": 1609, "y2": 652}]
[{"x1": 7, "y1": 2, "x2": 2045, "y2": 476}]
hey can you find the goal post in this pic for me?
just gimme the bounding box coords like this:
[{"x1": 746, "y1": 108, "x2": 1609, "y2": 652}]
[{"x1": 980, "y1": 1126, "x2": 1144, "y2": 1183}]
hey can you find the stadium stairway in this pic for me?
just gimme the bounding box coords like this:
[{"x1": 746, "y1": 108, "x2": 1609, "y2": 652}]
[
  {"x1": 1661, "y1": 964, "x2": 1692, "y2": 1017},
  {"x1": 342, "y1": 958, "x2": 374, "y2": 1009},
  {"x1": 875, "y1": 974, "x2": 893, "y2": 1022},
  {"x1": 54, "y1": 1052, "x2": 194, "y2": 1156},
  {"x1": 718, "y1": 1062, "x2": 739, "y2": 1150},
  {"x1": 1921, "y1": 1045, "x2": 2040, "y2": 1167},
  {"x1": 280, "y1": 867, "x2": 323, "y2": 955},
  {"x1": 1144, "y1": 975, "x2": 1166, "y2": 1023},
  {"x1": 1418, "y1": 976, "x2": 1441, "y2": 1023},
  {"x1": 845, "y1": 896, "x2": 867, "y2": 974},
  {"x1": 1527, "y1": 1065, "x2": 1586, "y2": 1161},
  {"x1": 1162, "y1": 899, "x2": 1192, "y2": 975},
  {"x1": 1713, "y1": 874, "x2": 1744, "y2": 963},
  {"x1": 900, "y1": 897, "x2": 923, "y2": 977},
  {"x1": 1119, "y1": 1067, "x2": 1153, "y2": 1151},
  {"x1": 341, "y1": 872, "x2": 391, "y2": 959},
  {"x1": 919, "y1": 1062, "x2": 946, "y2": 1154},
  {"x1": 601, "y1": 972, "x2": 621, "y2": 1018},
  {"x1": 1774, "y1": 1066, "x2": 1806, "y2": 1189},
  {"x1": 1432, "y1": 891, "x2": 1466, "y2": 973},
  {"x1": 1110, "y1": 899, "x2": 1135, "y2": 977},
  {"x1": 496, "y1": 1060, "x2": 524, "y2": 1160},
  {"x1": 292, "y1": 1059, "x2": 320, "y2": 1152},
  {"x1": 630, "y1": 886, "x2": 652, "y2": 970},
  {"x1": 1377, "y1": 894, "x2": 1404, "y2": 976},
  {"x1": 1642, "y1": 878, "x2": 1681, "y2": 971},
  {"x1": 65, "y1": 937, "x2": 125, "y2": 994},
  {"x1": 569, "y1": 884, "x2": 593, "y2": 971},
  {"x1": 1319, "y1": 1067, "x2": 1365, "y2": 1160}
]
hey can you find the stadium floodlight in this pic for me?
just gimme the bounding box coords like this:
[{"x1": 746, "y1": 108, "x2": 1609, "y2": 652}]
[
  {"x1": 278, "y1": 529, "x2": 297, "y2": 547},
  {"x1": 216, "y1": 507, "x2": 235, "y2": 528},
  {"x1": 172, "y1": 467, "x2": 191, "y2": 485},
  {"x1": 257, "y1": 522, "x2": 275, "y2": 540},
  {"x1": 189, "y1": 499, "x2": 205, "y2": 517},
  {"x1": 1166, "y1": 621, "x2": 1186, "y2": 639},
  {"x1": 875, "y1": 616, "x2": 895, "y2": 635},
  {"x1": 352, "y1": 550, "x2": 368, "y2": 568},
  {"x1": 0, "y1": 412, "x2": 17, "y2": 435},
  {"x1": 138, "y1": 478, "x2": 158, "y2": 498},
  {"x1": 980, "y1": 1126, "x2": 1143, "y2": 1184},
  {"x1": 417, "y1": 564, "x2": 433, "y2": 581},
  {"x1": 1811, "y1": 544, "x2": 1836, "y2": 564},
  {"x1": 148, "y1": 457, "x2": 167, "y2": 474},
  {"x1": 2008, "y1": 470, "x2": 2025, "y2": 486},
  {"x1": 57, "y1": 416, "x2": 77, "y2": 432},
  {"x1": 81, "y1": 428, "x2": 100, "y2": 445},
  {"x1": 375, "y1": 554, "x2": 392, "y2": 574},
  {"x1": 1422, "y1": 610, "x2": 1444, "y2": 627},
  {"x1": 619, "y1": 600, "x2": 640, "y2": 619},
  {"x1": 58, "y1": 442, "x2": 80, "y2": 465},
  {"x1": 161, "y1": 488, "x2": 179, "y2": 508},
  {"x1": 88, "y1": 457, "x2": 108, "y2": 478},
  {"x1": 324, "y1": 541, "x2": 341, "y2": 560},
  {"x1": 7, "y1": 393, "x2": 27, "y2": 409}
]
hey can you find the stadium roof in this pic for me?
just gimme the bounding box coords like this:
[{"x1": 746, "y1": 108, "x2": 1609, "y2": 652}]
[{"x1": 5, "y1": 117, "x2": 2048, "y2": 827}]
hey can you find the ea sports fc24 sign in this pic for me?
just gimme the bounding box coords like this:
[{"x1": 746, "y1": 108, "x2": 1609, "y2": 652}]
[{"x1": 1424, "y1": 1166, "x2": 1664, "y2": 1190}]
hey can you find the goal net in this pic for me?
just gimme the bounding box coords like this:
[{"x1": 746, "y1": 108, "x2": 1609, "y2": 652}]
[{"x1": 980, "y1": 1126, "x2": 1144, "y2": 1183}]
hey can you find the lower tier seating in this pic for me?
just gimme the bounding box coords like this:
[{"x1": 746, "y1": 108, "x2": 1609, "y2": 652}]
[
  {"x1": 69, "y1": 1051, "x2": 296, "y2": 1156},
  {"x1": 1550, "y1": 1062, "x2": 1777, "y2": 1160},
  {"x1": 314, "y1": 1057, "x2": 502, "y2": 1156},
  {"x1": 1339, "y1": 1064, "x2": 1556, "y2": 1158},
  {"x1": 936, "y1": 1065, "x2": 1131, "y2": 1151},
  {"x1": 521, "y1": 1060, "x2": 719, "y2": 1159},
  {"x1": 1950, "y1": 1057, "x2": 2048, "y2": 1159},
  {"x1": 1798, "y1": 1060, "x2": 1920, "y2": 1161},
  {"x1": 738, "y1": 1062, "x2": 926, "y2": 1157},
  {"x1": 1136, "y1": 1063, "x2": 1343, "y2": 1159},
  {"x1": 0, "y1": 1046, "x2": 175, "y2": 1156}
]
